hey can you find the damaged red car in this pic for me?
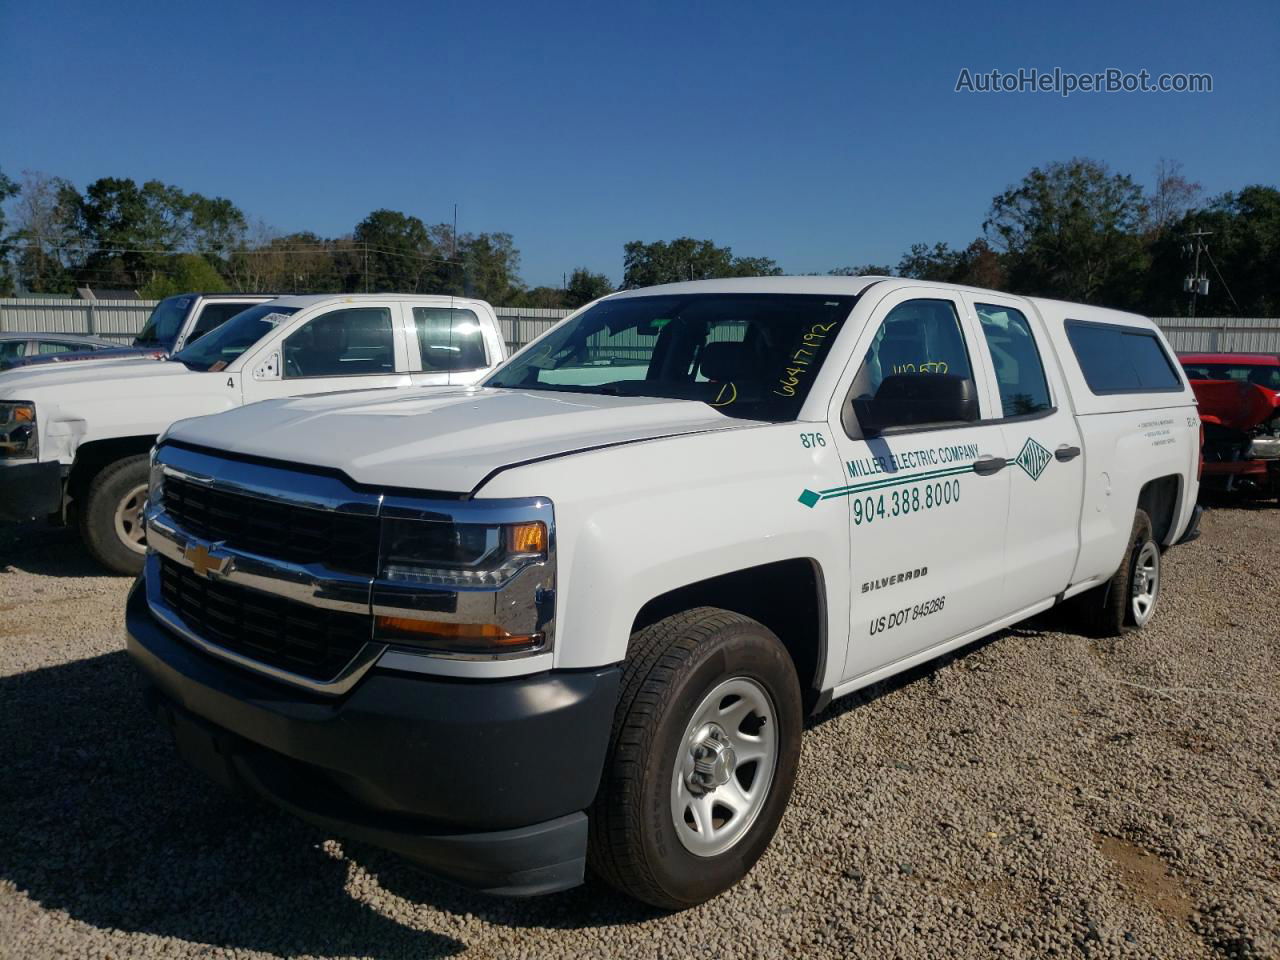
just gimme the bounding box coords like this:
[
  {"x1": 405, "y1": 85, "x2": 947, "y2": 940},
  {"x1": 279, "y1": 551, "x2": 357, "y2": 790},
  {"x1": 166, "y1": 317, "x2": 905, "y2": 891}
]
[{"x1": 1179, "y1": 353, "x2": 1280, "y2": 499}]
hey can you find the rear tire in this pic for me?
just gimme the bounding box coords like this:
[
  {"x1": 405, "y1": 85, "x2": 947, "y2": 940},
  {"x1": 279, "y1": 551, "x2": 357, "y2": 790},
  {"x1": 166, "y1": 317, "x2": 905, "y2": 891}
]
[
  {"x1": 1076, "y1": 509, "x2": 1160, "y2": 637},
  {"x1": 80, "y1": 455, "x2": 150, "y2": 575},
  {"x1": 587, "y1": 607, "x2": 802, "y2": 910}
]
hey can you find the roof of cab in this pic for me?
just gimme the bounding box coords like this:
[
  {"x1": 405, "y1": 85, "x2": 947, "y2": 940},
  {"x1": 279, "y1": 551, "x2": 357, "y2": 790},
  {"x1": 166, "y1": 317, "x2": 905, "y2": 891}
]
[
  {"x1": 603, "y1": 276, "x2": 1158, "y2": 326},
  {"x1": 264, "y1": 293, "x2": 494, "y2": 310}
]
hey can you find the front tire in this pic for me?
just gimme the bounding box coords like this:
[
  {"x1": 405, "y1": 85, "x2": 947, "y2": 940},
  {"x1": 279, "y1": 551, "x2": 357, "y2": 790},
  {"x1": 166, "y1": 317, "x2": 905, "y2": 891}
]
[
  {"x1": 588, "y1": 607, "x2": 802, "y2": 909},
  {"x1": 80, "y1": 455, "x2": 150, "y2": 575}
]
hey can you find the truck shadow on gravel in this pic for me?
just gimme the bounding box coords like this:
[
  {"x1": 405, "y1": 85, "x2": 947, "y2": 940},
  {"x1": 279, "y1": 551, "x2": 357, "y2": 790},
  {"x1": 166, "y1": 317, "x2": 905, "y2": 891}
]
[
  {"x1": 0, "y1": 651, "x2": 666, "y2": 956},
  {"x1": 0, "y1": 522, "x2": 119, "y2": 579}
]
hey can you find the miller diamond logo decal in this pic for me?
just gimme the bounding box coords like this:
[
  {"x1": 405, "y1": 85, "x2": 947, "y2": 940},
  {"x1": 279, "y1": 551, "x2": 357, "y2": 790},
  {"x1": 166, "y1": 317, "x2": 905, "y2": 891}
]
[{"x1": 1014, "y1": 438, "x2": 1052, "y2": 481}]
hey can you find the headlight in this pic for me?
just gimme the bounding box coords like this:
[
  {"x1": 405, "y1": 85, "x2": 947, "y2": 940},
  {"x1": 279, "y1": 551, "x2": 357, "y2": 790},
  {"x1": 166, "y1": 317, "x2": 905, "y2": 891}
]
[
  {"x1": 379, "y1": 517, "x2": 548, "y2": 587},
  {"x1": 0, "y1": 402, "x2": 37, "y2": 459},
  {"x1": 375, "y1": 509, "x2": 555, "y2": 657}
]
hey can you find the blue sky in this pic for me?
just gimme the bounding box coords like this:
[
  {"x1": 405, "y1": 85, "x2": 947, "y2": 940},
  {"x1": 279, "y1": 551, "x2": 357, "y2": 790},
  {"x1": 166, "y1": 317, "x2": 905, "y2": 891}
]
[{"x1": 2, "y1": 0, "x2": 1277, "y2": 288}]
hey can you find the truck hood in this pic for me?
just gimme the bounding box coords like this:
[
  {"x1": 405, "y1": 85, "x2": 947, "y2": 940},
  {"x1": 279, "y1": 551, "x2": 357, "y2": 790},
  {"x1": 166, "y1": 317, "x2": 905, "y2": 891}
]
[
  {"x1": 1190, "y1": 379, "x2": 1280, "y2": 431},
  {"x1": 166, "y1": 387, "x2": 748, "y2": 493},
  {"x1": 0, "y1": 356, "x2": 203, "y2": 399}
]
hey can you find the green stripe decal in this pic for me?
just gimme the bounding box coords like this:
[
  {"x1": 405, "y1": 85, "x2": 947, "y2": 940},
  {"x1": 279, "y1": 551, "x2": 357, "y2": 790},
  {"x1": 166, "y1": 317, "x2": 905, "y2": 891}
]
[{"x1": 798, "y1": 464, "x2": 974, "y2": 508}]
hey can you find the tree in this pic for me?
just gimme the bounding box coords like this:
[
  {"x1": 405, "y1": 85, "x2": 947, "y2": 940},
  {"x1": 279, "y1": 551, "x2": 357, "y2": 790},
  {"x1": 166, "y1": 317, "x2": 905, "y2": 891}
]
[
  {"x1": 140, "y1": 253, "x2": 228, "y2": 299},
  {"x1": 984, "y1": 158, "x2": 1148, "y2": 306},
  {"x1": 352, "y1": 209, "x2": 440, "y2": 292},
  {"x1": 9, "y1": 170, "x2": 80, "y2": 294},
  {"x1": 1145, "y1": 159, "x2": 1202, "y2": 238},
  {"x1": 894, "y1": 238, "x2": 1007, "y2": 289},
  {"x1": 622, "y1": 237, "x2": 781, "y2": 288},
  {"x1": 1145, "y1": 185, "x2": 1280, "y2": 317},
  {"x1": 829, "y1": 264, "x2": 892, "y2": 277},
  {"x1": 0, "y1": 167, "x2": 19, "y2": 295},
  {"x1": 564, "y1": 267, "x2": 612, "y2": 307}
]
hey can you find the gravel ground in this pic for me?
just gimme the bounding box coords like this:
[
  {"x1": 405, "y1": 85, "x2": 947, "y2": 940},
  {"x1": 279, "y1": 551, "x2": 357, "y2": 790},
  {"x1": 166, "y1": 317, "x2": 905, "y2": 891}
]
[{"x1": 1, "y1": 505, "x2": 1277, "y2": 960}]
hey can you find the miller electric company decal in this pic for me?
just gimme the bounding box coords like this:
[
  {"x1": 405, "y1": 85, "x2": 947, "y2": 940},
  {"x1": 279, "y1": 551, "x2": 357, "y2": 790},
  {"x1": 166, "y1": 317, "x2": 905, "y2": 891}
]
[{"x1": 798, "y1": 438, "x2": 1052, "y2": 512}]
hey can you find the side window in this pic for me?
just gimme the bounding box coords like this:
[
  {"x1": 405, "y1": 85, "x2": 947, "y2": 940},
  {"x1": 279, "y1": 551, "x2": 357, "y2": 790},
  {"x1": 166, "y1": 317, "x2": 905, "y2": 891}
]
[
  {"x1": 1065, "y1": 322, "x2": 1183, "y2": 394},
  {"x1": 37, "y1": 341, "x2": 79, "y2": 355},
  {"x1": 975, "y1": 304, "x2": 1053, "y2": 417},
  {"x1": 188, "y1": 302, "x2": 252, "y2": 344},
  {"x1": 848, "y1": 299, "x2": 979, "y2": 433},
  {"x1": 0, "y1": 341, "x2": 28, "y2": 361},
  {"x1": 411, "y1": 307, "x2": 488, "y2": 371},
  {"x1": 283, "y1": 307, "x2": 395, "y2": 379}
]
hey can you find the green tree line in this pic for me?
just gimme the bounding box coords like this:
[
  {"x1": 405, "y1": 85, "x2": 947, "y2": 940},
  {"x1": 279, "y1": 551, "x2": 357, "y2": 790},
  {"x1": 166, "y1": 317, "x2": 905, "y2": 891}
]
[{"x1": 2, "y1": 159, "x2": 1276, "y2": 315}]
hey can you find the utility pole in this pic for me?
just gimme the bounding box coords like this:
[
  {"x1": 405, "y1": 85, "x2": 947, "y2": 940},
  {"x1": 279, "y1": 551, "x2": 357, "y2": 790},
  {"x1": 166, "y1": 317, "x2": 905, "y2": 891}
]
[
  {"x1": 1184, "y1": 230, "x2": 1211, "y2": 318},
  {"x1": 363, "y1": 242, "x2": 369, "y2": 293}
]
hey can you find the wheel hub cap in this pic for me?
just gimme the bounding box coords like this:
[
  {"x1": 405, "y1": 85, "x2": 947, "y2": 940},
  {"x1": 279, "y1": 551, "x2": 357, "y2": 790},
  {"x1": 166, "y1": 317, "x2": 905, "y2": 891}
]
[
  {"x1": 670, "y1": 676, "x2": 779, "y2": 858},
  {"x1": 689, "y1": 727, "x2": 737, "y2": 793}
]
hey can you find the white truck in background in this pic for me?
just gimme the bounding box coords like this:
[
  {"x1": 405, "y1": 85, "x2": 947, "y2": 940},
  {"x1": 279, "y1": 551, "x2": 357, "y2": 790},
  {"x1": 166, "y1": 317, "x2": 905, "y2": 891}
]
[
  {"x1": 0, "y1": 294, "x2": 507, "y2": 573},
  {"x1": 126, "y1": 276, "x2": 1201, "y2": 908}
]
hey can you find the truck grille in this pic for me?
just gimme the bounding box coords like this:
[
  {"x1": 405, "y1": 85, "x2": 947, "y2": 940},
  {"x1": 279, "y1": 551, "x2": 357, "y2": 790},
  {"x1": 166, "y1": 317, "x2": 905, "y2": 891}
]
[
  {"x1": 163, "y1": 475, "x2": 378, "y2": 576},
  {"x1": 158, "y1": 557, "x2": 371, "y2": 682}
]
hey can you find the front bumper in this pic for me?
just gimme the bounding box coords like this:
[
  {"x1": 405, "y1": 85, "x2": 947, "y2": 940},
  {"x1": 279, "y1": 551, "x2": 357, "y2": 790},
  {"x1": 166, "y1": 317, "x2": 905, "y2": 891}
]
[
  {"x1": 0, "y1": 459, "x2": 62, "y2": 522},
  {"x1": 125, "y1": 580, "x2": 622, "y2": 895}
]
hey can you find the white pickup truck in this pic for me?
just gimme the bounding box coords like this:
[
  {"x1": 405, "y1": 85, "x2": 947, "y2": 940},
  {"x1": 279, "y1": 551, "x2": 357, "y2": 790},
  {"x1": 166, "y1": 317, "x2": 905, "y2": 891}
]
[
  {"x1": 125, "y1": 276, "x2": 1201, "y2": 908},
  {"x1": 0, "y1": 294, "x2": 507, "y2": 573}
]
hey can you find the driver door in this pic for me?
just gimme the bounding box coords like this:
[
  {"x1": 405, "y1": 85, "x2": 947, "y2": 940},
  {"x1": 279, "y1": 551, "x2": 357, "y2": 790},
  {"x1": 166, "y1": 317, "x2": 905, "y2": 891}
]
[
  {"x1": 828, "y1": 288, "x2": 1011, "y2": 683},
  {"x1": 241, "y1": 302, "x2": 413, "y2": 404}
]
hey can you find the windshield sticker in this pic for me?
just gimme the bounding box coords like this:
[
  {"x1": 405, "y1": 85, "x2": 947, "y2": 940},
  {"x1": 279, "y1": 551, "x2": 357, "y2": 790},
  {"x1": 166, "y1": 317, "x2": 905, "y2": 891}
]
[
  {"x1": 257, "y1": 312, "x2": 293, "y2": 327},
  {"x1": 774, "y1": 321, "x2": 838, "y2": 398}
]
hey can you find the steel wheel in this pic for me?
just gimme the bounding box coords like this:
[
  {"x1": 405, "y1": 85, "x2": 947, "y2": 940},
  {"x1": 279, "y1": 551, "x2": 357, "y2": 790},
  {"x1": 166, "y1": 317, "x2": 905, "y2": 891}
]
[
  {"x1": 1130, "y1": 541, "x2": 1160, "y2": 626},
  {"x1": 670, "y1": 676, "x2": 778, "y2": 857},
  {"x1": 113, "y1": 483, "x2": 149, "y2": 556}
]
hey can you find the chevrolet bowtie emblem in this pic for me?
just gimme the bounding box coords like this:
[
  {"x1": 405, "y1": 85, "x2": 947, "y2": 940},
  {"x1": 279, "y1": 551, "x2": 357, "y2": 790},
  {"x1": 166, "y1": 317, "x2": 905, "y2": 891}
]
[{"x1": 184, "y1": 543, "x2": 230, "y2": 579}]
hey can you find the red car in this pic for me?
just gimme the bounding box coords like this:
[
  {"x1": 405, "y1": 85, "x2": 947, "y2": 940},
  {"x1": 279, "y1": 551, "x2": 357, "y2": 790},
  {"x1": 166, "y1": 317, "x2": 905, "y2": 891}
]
[{"x1": 1179, "y1": 352, "x2": 1280, "y2": 499}]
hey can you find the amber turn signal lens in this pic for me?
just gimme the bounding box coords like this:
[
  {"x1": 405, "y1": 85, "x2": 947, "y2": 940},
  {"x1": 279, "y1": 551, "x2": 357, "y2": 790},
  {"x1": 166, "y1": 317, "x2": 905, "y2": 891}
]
[
  {"x1": 14, "y1": 407, "x2": 33, "y2": 423},
  {"x1": 376, "y1": 615, "x2": 541, "y2": 650},
  {"x1": 506, "y1": 521, "x2": 547, "y2": 555}
]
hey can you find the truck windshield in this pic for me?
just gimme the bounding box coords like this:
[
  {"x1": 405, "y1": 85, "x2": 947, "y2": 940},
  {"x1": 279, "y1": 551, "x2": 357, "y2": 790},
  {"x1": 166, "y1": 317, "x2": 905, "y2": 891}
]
[
  {"x1": 133, "y1": 296, "x2": 192, "y2": 349},
  {"x1": 173, "y1": 304, "x2": 300, "y2": 372},
  {"x1": 485, "y1": 293, "x2": 856, "y2": 421}
]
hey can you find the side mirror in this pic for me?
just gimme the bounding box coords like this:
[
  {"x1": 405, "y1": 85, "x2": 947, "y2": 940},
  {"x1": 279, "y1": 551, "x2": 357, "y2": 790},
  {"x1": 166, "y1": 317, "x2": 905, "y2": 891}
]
[
  {"x1": 252, "y1": 351, "x2": 281, "y2": 381},
  {"x1": 854, "y1": 373, "x2": 978, "y2": 435}
]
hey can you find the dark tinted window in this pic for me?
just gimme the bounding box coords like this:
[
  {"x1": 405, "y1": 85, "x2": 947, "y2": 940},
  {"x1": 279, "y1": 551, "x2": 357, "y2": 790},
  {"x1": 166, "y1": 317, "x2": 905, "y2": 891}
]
[
  {"x1": 412, "y1": 307, "x2": 487, "y2": 371},
  {"x1": 1180, "y1": 363, "x2": 1280, "y2": 390},
  {"x1": 848, "y1": 299, "x2": 980, "y2": 431},
  {"x1": 188, "y1": 302, "x2": 254, "y2": 344},
  {"x1": 174, "y1": 304, "x2": 301, "y2": 372},
  {"x1": 0, "y1": 340, "x2": 27, "y2": 362},
  {"x1": 284, "y1": 307, "x2": 396, "y2": 378},
  {"x1": 486, "y1": 293, "x2": 856, "y2": 422},
  {"x1": 976, "y1": 304, "x2": 1052, "y2": 416},
  {"x1": 1066, "y1": 322, "x2": 1182, "y2": 393},
  {"x1": 134, "y1": 296, "x2": 192, "y2": 348},
  {"x1": 36, "y1": 340, "x2": 81, "y2": 355}
]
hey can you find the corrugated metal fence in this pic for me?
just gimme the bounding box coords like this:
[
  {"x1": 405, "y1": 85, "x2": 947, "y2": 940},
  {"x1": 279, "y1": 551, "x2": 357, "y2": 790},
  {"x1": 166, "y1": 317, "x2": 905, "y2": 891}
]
[
  {"x1": 1, "y1": 297, "x2": 1277, "y2": 354},
  {"x1": 0, "y1": 298, "x2": 572, "y2": 352}
]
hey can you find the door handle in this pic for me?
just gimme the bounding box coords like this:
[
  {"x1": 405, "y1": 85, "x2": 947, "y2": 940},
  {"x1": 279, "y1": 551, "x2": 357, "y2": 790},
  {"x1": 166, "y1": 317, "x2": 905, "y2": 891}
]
[
  {"x1": 972, "y1": 455, "x2": 1006, "y2": 476},
  {"x1": 1055, "y1": 445, "x2": 1081, "y2": 462}
]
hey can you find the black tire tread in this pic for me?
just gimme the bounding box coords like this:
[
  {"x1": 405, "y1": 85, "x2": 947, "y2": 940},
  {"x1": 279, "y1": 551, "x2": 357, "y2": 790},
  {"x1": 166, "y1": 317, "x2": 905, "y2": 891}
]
[
  {"x1": 1085, "y1": 508, "x2": 1154, "y2": 638},
  {"x1": 80, "y1": 454, "x2": 149, "y2": 575},
  {"x1": 587, "y1": 606, "x2": 757, "y2": 907}
]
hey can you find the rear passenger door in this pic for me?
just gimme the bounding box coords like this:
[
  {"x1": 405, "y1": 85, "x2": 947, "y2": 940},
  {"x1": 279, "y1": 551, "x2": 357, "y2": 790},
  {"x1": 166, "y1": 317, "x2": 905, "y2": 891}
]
[
  {"x1": 960, "y1": 293, "x2": 1086, "y2": 611},
  {"x1": 405, "y1": 306, "x2": 493, "y2": 388},
  {"x1": 830, "y1": 288, "x2": 1012, "y2": 683}
]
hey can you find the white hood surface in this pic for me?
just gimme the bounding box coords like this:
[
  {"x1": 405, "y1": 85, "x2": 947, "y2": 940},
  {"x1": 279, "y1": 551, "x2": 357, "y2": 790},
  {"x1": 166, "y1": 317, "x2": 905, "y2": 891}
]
[
  {"x1": 167, "y1": 387, "x2": 748, "y2": 493},
  {"x1": 1, "y1": 356, "x2": 205, "y2": 397}
]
